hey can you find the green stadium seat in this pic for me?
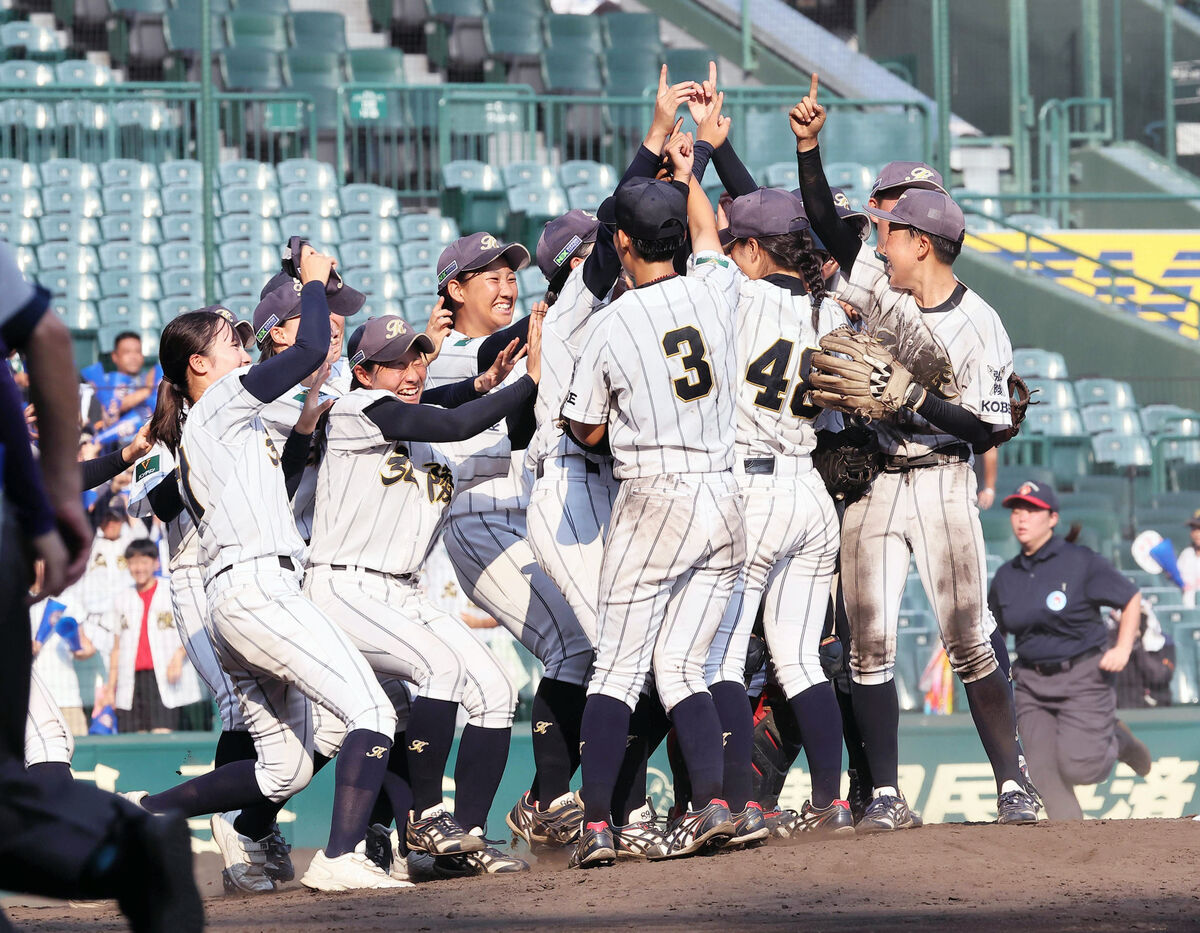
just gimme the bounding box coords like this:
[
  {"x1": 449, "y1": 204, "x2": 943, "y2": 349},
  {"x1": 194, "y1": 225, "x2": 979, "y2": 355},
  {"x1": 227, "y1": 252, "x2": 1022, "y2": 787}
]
[
  {"x1": 602, "y1": 46, "x2": 661, "y2": 98},
  {"x1": 341, "y1": 243, "x2": 401, "y2": 271},
  {"x1": 338, "y1": 214, "x2": 400, "y2": 243},
  {"x1": 0, "y1": 60, "x2": 53, "y2": 85},
  {"x1": 515, "y1": 265, "x2": 543, "y2": 297},
  {"x1": 979, "y1": 508, "x2": 1018, "y2": 556},
  {"x1": 102, "y1": 187, "x2": 163, "y2": 219},
  {"x1": 39, "y1": 215, "x2": 100, "y2": 245},
  {"x1": 159, "y1": 297, "x2": 198, "y2": 320},
  {"x1": 13, "y1": 245, "x2": 37, "y2": 276},
  {"x1": 1091, "y1": 432, "x2": 1152, "y2": 469},
  {"x1": 42, "y1": 271, "x2": 100, "y2": 302},
  {"x1": 402, "y1": 295, "x2": 435, "y2": 323},
  {"x1": 399, "y1": 212, "x2": 459, "y2": 244},
  {"x1": 505, "y1": 183, "x2": 568, "y2": 251},
  {"x1": 160, "y1": 185, "x2": 205, "y2": 217},
  {"x1": 97, "y1": 270, "x2": 160, "y2": 301},
  {"x1": 158, "y1": 160, "x2": 201, "y2": 188},
  {"x1": 220, "y1": 269, "x2": 260, "y2": 297},
  {"x1": 603, "y1": 12, "x2": 662, "y2": 51},
  {"x1": 664, "y1": 48, "x2": 716, "y2": 84},
  {"x1": 0, "y1": 99, "x2": 58, "y2": 163},
  {"x1": 825, "y1": 162, "x2": 874, "y2": 196},
  {"x1": 0, "y1": 186, "x2": 41, "y2": 218},
  {"x1": 737, "y1": 107, "x2": 798, "y2": 169},
  {"x1": 160, "y1": 213, "x2": 202, "y2": 242},
  {"x1": 1025, "y1": 378, "x2": 1077, "y2": 409},
  {"x1": 98, "y1": 297, "x2": 160, "y2": 329},
  {"x1": 483, "y1": 11, "x2": 542, "y2": 58},
  {"x1": 1013, "y1": 347, "x2": 1068, "y2": 379},
  {"x1": 226, "y1": 12, "x2": 288, "y2": 52},
  {"x1": 1082, "y1": 406, "x2": 1142, "y2": 435},
  {"x1": 0, "y1": 159, "x2": 35, "y2": 186},
  {"x1": 345, "y1": 268, "x2": 404, "y2": 300},
  {"x1": 1140, "y1": 404, "x2": 1195, "y2": 435},
  {"x1": 283, "y1": 50, "x2": 342, "y2": 130},
  {"x1": 1057, "y1": 492, "x2": 1117, "y2": 513},
  {"x1": 100, "y1": 159, "x2": 159, "y2": 189},
  {"x1": 99, "y1": 321, "x2": 159, "y2": 359},
  {"x1": 53, "y1": 100, "x2": 114, "y2": 163},
  {"x1": 37, "y1": 243, "x2": 99, "y2": 274},
  {"x1": 0, "y1": 215, "x2": 40, "y2": 245},
  {"x1": 1140, "y1": 585, "x2": 1184, "y2": 609},
  {"x1": 281, "y1": 213, "x2": 338, "y2": 244},
  {"x1": 114, "y1": 100, "x2": 183, "y2": 163},
  {"x1": 1151, "y1": 491, "x2": 1200, "y2": 513},
  {"x1": 219, "y1": 213, "x2": 281, "y2": 242},
  {"x1": 1059, "y1": 507, "x2": 1122, "y2": 560},
  {"x1": 219, "y1": 159, "x2": 278, "y2": 189},
  {"x1": 566, "y1": 182, "x2": 606, "y2": 212},
  {"x1": 234, "y1": 0, "x2": 290, "y2": 12},
  {"x1": 99, "y1": 242, "x2": 160, "y2": 272},
  {"x1": 55, "y1": 59, "x2": 112, "y2": 86},
  {"x1": 221, "y1": 185, "x2": 281, "y2": 218},
  {"x1": 40, "y1": 159, "x2": 98, "y2": 189},
  {"x1": 1170, "y1": 622, "x2": 1200, "y2": 704},
  {"x1": 543, "y1": 13, "x2": 603, "y2": 55},
  {"x1": 558, "y1": 160, "x2": 615, "y2": 191},
  {"x1": 160, "y1": 269, "x2": 204, "y2": 299},
  {"x1": 220, "y1": 47, "x2": 284, "y2": 91},
  {"x1": 219, "y1": 241, "x2": 275, "y2": 273},
  {"x1": 1075, "y1": 378, "x2": 1136, "y2": 410},
  {"x1": 277, "y1": 158, "x2": 336, "y2": 191},
  {"x1": 339, "y1": 183, "x2": 399, "y2": 218},
  {"x1": 280, "y1": 184, "x2": 339, "y2": 218},
  {"x1": 398, "y1": 240, "x2": 437, "y2": 268},
  {"x1": 763, "y1": 162, "x2": 799, "y2": 189},
  {"x1": 56, "y1": 300, "x2": 99, "y2": 331},
  {"x1": 1, "y1": 21, "x2": 66, "y2": 62},
  {"x1": 401, "y1": 268, "x2": 438, "y2": 296},
  {"x1": 502, "y1": 161, "x2": 555, "y2": 189},
  {"x1": 289, "y1": 11, "x2": 346, "y2": 54},
  {"x1": 218, "y1": 294, "x2": 256, "y2": 318},
  {"x1": 345, "y1": 48, "x2": 405, "y2": 84},
  {"x1": 158, "y1": 242, "x2": 205, "y2": 271},
  {"x1": 542, "y1": 48, "x2": 603, "y2": 93}
]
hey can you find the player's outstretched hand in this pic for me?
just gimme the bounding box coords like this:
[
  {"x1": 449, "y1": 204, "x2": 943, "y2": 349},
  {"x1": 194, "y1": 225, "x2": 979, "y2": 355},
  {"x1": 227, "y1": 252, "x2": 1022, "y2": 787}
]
[
  {"x1": 299, "y1": 245, "x2": 336, "y2": 286},
  {"x1": 121, "y1": 421, "x2": 152, "y2": 465},
  {"x1": 423, "y1": 296, "x2": 453, "y2": 362},
  {"x1": 685, "y1": 60, "x2": 718, "y2": 126},
  {"x1": 665, "y1": 129, "x2": 695, "y2": 182},
  {"x1": 697, "y1": 89, "x2": 731, "y2": 149},
  {"x1": 525, "y1": 305, "x2": 544, "y2": 384},
  {"x1": 649, "y1": 65, "x2": 700, "y2": 152},
  {"x1": 296, "y1": 361, "x2": 334, "y2": 434},
  {"x1": 475, "y1": 332, "x2": 526, "y2": 394},
  {"x1": 790, "y1": 73, "x2": 826, "y2": 150}
]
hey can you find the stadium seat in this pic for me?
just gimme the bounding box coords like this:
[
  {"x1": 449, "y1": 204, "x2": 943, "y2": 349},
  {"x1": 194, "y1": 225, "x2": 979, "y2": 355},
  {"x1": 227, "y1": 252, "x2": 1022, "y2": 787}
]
[
  {"x1": 1, "y1": 21, "x2": 66, "y2": 62},
  {"x1": 158, "y1": 242, "x2": 205, "y2": 271},
  {"x1": 1082, "y1": 405, "x2": 1142, "y2": 436},
  {"x1": 37, "y1": 243, "x2": 99, "y2": 274},
  {"x1": 102, "y1": 187, "x2": 163, "y2": 219},
  {"x1": 100, "y1": 215, "x2": 163, "y2": 246},
  {"x1": 235, "y1": 0, "x2": 290, "y2": 12},
  {"x1": 283, "y1": 50, "x2": 341, "y2": 130},
  {"x1": 40, "y1": 159, "x2": 98, "y2": 189},
  {"x1": 894, "y1": 626, "x2": 936, "y2": 710},
  {"x1": 0, "y1": 60, "x2": 54, "y2": 86},
  {"x1": 280, "y1": 184, "x2": 339, "y2": 218},
  {"x1": 1075, "y1": 378, "x2": 1136, "y2": 410},
  {"x1": 98, "y1": 297, "x2": 160, "y2": 329},
  {"x1": 345, "y1": 268, "x2": 404, "y2": 300},
  {"x1": 226, "y1": 12, "x2": 288, "y2": 52},
  {"x1": 558, "y1": 160, "x2": 615, "y2": 191},
  {"x1": 220, "y1": 269, "x2": 261, "y2": 297},
  {"x1": 277, "y1": 158, "x2": 336, "y2": 191},
  {"x1": 515, "y1": 266, "x2": 543, "y2": 298},
  {"x1": 341, "y1": 243, "x2": 401, "y2": 272},
  {"x1": 0, "y1": 159, "x2": 35, "y2": 187},
  {"x1": 221, "y1": 185, "x2": 282, "y2": 218},
  {"x1": 0, "y1": 100, "x2": 58, "y2": 164},
  {"x1": 220, "y1": 213, "x2": 281, "y2": 243},
  {"x1": 398, "y1": 212, "x2": 459, "y2": 244},
  {"x1": 763, "y1": 162, "x2": 799, "y2": 189},
  {"x1": 483, "y1": 11, "x2": 543, "y2": 88},
  {"x1": 824, "y1": 162, "x2": 874, "y2": 196},
  {"x1": 56, "y1": 59, "x2": 112, "y2": 86},
  {"x1": 0, "y1": 186, "x2": 41, "y2": 218},
  {"x1": 440, "y1": 160, "x2": 506, "y2": 234},
  {"x1": 42, "y1": 271, "x2": 100, "y2": 302},
  {"x1": 281, "y1": 214, "x2": 338, "y2": 244},
  {"x1": 160, "y1": 269, "x2": 205, "y2": 299},
  {"x1": 99, "y1": 242, "x2": 160, "y2": 273},
  {"x1": 155, "y1": 161, "x2": 201, "y2": 189},
  {"x1": 99, "y1": 321, "x2": 160, "y2": 359},
  {"x1": 1058, "y1": 491, "x2": 1118, "y2": 513},
  {"x1": 56, "y1": 300, "x2": 99, "y2": 331},
  {"x1": 114, "y1": 100, "x2": 183, "y2": 163},
  {"x1": 345, "y1": 47, "x2": 405, "y2": 84},
  {"x1": 1151, "y1": 490, "x2": 1200, "y2": 512},
  {"x1": 220, "y1": 47, "x2": 284, "y2": 91},
  {"x1": 99, "y1": 270, "x2": 162, "y2": 301},
  {"x1": 502, "y1": 161, "x2": 556, "y2": 190},
  {"x1": 100, "y1": 159, "x2": 159, "y2": 189},
  {"x1": 160, "y1": 213, "x2": 202, "y2": 242},
  {"x1": 664, "y1": 48, "x2": 717, "y2": 84},
  {"x1": 398, "y1": 241, "x2": 437, "y2": 269},
  {"x1": 216, "y1": 241, "x2": 272, "y2": 274},
  {"x1": 1091, "y1": 432, "x2": 1153, "y2": 468},
  {"x1": 402, "y1": 268, "x2": 438, "y2": 296},
  {"x1": 219, "y1": 159, "x2": 278, "y2": 189},
  {"x1": 1025, "y1": 378, "x2": 1077, "y2": 409},
  {"x1": 567, "y1": 183, "x2": 607, "y2": 212},
  {"x1": 54, "y1": 101, "x2": 113, "y2": 163},
  {"x1": 602, "y1": 12, "x2": 663, "y2": 52},
  {"x1": 289, "y1": 11, "x2": 347, "y2": 54},
  {"x1": 1059, "y1": 508, "x2": 1122, "y2": 559},
  {"x1": 602, "y1": 46, "x2": 662, "y2": 97},
  {"x1": 541, "y1": 48, "x2": 603, "y2": 94},
  {"x1": 1140, "y1": 586, "x2": 1183, "y2": 609},
  {"x1": 339, "y1": 214, "x2": 401, "y2": 243},
  {"x1": 40, "y1": 215, "x2": 102, "y2": 245},
  {"x1": 1140, "y1": 404, "x2": 1196, "y2": 435},
  {"x1": 1024, "y1": 406, "x2": 1086, "y2": 436},
  {"x1": 160, "y1": 185, "x2": 205, "y2": 216},
  {"x1": 505, "y1": 184, "x2": 568, "y2": 250},
  {"x1": 402, "y1": 295, "x2": 435, "y2": 323},
  {"x1": 1013, "y1": 347, "x2": 1068, "y2": 380},
  {"x1": 1, "y1": 216, "x2": 40, "y2": 245},
  {"x1": 339, "y1": 184, "x2": 399, "y2": 218},
  {"x1": 543, "y1": 13, "x2": 604, "y2": 55}
]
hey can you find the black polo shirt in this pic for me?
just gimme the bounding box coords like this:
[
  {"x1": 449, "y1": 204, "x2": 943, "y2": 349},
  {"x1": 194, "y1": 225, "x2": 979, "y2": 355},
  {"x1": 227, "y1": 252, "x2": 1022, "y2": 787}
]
[{"x1": 988, "y1": 535, "x2": 1138, "y2": 666}]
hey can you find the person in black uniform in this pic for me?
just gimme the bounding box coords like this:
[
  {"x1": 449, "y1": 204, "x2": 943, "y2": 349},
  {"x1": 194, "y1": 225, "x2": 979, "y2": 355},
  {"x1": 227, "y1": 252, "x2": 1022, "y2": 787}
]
[{"x1": 988, "y1": 480, "x2": 1152, "y2": 820}]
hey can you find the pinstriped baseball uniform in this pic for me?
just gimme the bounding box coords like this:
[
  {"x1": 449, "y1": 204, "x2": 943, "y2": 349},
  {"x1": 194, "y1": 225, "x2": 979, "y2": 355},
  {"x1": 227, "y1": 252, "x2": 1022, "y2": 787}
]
[
  {"x1": 562, "y1": 252, "x2": 747, "y2": 711},
  {"x1": 25, "y1": 668, "x2": 73, "y2": 767},
  {"x1": 525, "y1": 261, "x2": 617, "y2": 640},
  {"x1": 105, "y1": 582, "x2": 204, "y2": 711},
  {"x1": 834, "y1": 243, "x2": 1012, "y2": 685},
  {"x1": 306, "y1": 388, "x2": 516, "y2": 730},
  {"x1": 425, "y1": 333, "x2": 593, "y2": 686},
  {"x1": 705, "y1": 280, "x2": 846, "y2": 696},
  {"x1": 179, "y1": 367, "x2": 394, "y2": 802}
]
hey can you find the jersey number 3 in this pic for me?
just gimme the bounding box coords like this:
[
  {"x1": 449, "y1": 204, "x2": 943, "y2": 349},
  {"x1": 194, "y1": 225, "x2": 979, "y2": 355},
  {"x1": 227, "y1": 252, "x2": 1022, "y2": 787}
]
[{"x1": 662, "y1": 326, "x2": 714, "y2": 403}]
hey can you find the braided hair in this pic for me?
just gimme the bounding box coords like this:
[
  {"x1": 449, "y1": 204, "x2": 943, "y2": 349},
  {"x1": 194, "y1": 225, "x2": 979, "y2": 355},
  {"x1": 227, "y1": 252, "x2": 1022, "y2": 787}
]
[{"x1": 754, "y1": 230, "x2": 828, "y2": 331}]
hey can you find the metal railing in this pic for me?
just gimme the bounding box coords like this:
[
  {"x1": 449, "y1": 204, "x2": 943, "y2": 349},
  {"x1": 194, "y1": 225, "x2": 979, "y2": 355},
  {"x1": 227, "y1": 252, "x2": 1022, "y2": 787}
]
[{"x1": 1036, "y1": 97, "x2": 1114, "y2": 228}]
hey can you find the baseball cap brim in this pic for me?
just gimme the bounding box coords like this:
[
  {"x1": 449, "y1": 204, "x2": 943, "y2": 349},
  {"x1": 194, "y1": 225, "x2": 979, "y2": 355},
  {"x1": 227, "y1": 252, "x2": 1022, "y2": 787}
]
[
  {"x1": 438, "y1": 242, "x2": 531, "y2": 293},
  {"x1": 349, "y1": 331, "x2": 435, "y2": 368},
  {"x1": 718, "y1": 227, "x2": 739, "y2": 248},
  {"x1": 1002, "y1": 493, "x2": 1056, "y2": 511}
]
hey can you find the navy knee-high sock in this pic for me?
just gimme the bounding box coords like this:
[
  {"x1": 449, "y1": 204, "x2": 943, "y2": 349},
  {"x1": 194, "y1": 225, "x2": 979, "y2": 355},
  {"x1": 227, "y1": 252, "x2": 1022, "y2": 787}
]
[
  {"x1": 579, "y1": 694, "x2": 632, "y2": 825},
  {"x1": 669, "y1": 693, "x2": 725, "y2": 806},
  {"x1": 406, "y1": 698, "x2": 458, "y2": 815},
  {"x1": 710, "y1": 680, "x2": 754, "y2": 812},
  {"x1": 26, "y1": 761, "x2": 72, "y2": 785},
  {"x1": 789, "y1": 682, "x2": 844, "y2": 808},
  {"x1": 850, "y1": 680, "x2": 899, "y2": 791},
  {"x1": 529, "y1": 678, "x2": 587, "y2": 808},
  {"x1": 611, "y1": 691, "x2": 671, "y2": 823},
  {"x1": 369, "y1": 730, "x2": 410, "y2": 829},
  {"x1": 963, "y1": 667, "x2": 1024, "y2": 792},
  {"x1": 214, "y1": 729, "x2": 256, "y2": 768},
  {"x1": 665, "y1": 728, "x2": 690, "y2": 812},
  {"x1": 454, "y1": 725, "x2": 511, "y2": 833},
  {"x1": 326, "y1": 730, "x2": 393, "y2": 858},
  {"x1": 990, "y1": 628, "x2": 1027, "y2": 759},
  {"x1": 143, "y1": 759, "x2": 268, "y2": 817}
]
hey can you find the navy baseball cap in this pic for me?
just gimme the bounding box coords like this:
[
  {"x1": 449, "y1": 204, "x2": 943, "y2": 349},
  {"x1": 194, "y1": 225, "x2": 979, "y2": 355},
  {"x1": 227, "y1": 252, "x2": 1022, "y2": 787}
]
[
  {"x1": 1002, "y1": 480, "x2": 1059, "y2": 512},
  {"x1": 536, "y1": 209, "x2": 599, "y2": 281},
  {"x1": 869, "y1": 162, "x2": 947, "y2": 199},
  {"x1": 862, "y1": 189, "x2": 966, "y2": 243},
  {"x1": 718, "y1": 187, "x2": 808, "y2": 248},
  {"x1": 607, "y1": 177, "x2": 687, "y2": 241},
  {"x1": 200, "y1": 304, "x2": 254, "y2": 348},
  {"x1": 347, "y1": 315, "x2": 435, "y2": 368},
  {"x1": 436, "y1": 232, "x2": 530, "y2": 294},
  {"x1": 1188, "y1": 508, "x2": 1200, "y2": 529}
]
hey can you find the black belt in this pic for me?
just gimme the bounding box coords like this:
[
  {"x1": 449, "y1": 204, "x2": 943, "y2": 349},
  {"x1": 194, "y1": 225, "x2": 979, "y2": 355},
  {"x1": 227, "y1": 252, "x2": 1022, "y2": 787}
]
[
  {"x1": 1016, "y1": 645, "x2": 1102, "y2": 677},
  {"x1": 743, "y1": 457, "x2": 775, "y2": 475},
  {"x1": 884, "y1": 443, "x2": 971, "y2": 472},
  {"x1": 329, "y1": 564, "x2": 414, "y2": 582},
  {"x1": 535, "y1": 458, "x2": 602, "y2": 480},
  {"x1": 213, "y1": 555, "x2": 294, "y2": 581}
]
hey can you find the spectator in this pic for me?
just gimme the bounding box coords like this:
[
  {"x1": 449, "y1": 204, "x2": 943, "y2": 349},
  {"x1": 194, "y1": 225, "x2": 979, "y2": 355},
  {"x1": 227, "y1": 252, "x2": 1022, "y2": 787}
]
[
  {"x1": 1108, "y1": 604, "x2": 1175, "y2": 709},
  {"x1": 30, "y1": 595, "x2": 96, "y2": 736},
  {"x1": 1178, "y1": 509, "x2": 1200, "y2": 608},
  {"x1": 80, "y1": 331, "x2": 161, "y2": 437},
  {"x1": 77, "y1": 497, "x2": 138, "y2": 619},
  {"x1": 100, "y1": 539, "x2": 205, "y2": 733}
]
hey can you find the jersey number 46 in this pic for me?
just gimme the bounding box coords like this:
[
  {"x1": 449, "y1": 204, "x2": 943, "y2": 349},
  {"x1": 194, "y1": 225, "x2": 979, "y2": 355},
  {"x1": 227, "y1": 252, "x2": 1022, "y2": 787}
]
[{"x1": 746, "y1": 339, "x2": 819, "y2": 420}]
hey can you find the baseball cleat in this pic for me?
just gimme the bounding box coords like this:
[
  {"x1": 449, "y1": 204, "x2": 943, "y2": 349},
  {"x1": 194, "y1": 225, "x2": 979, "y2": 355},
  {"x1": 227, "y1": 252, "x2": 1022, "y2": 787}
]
[
  {"x1": 612, "y1": 801, "x2": 669, "y2": 859},
  {"x1": 996, "y1": 789, "x2": 1039, "y2": 825},
  {"x1": 209, "y1": 811, "x2": 276, "y2": 895},
  {"x1": 722, "y1": 801, "x2": 770, "y2": 848},
  {"x1": 364, "y1": 823, "x2": 412, "y2": 882},
  {"x1": 433, "y1": 844, "x2": 530, "y2": 877},
  {"x1": 797, "y1": 800, "x2": 856, "y2": 835},
  {"x1": 405, "y1": 805, "x2": 484, "y2": 856},
  {"x1": 300, "y1": 842, "x2": 413, "y2": 892},
  {"x1": 846, "y1": 769, "x2": 871, "y2": 825},
  {"x1": 569, "y1": 821, "x2": 617, "y2": 869},
  {"x1": 117, "y1": 809, "x2": 204, "y2": 933},
  {"x1": 659, "y1": 799, "x2": 736, "y2": 859},
  {"x1": 856, "y1": 794, "x2": 917, "y2": 834},
  {"x1": 263, "y1": 823, "x2": 294, "y2": 884},
  {"x1": 505, "y1": 791, "x2": 584, "y2": 848},
  {"x1": 762, "y1": 807, "x2": 803, "y2": 838},
  {"x1": 120, "y1": 790, "x2": 150, "y2": 810}
]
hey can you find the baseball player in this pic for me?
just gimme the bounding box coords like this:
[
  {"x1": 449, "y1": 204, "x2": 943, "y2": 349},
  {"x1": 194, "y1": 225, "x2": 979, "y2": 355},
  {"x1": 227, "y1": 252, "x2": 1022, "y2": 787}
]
[
  {"x1": 428, "y1": 231, "x2": 595, "y2": 848},
  {"x1": 127, "y1": 251, "x2": 410, "y2": 892},
  {"x1": 307, "y1": 313, "x2": 542, "y2": 876},
  {"x1": 564, "y1": 132, "x2": 746, "y2": 867},
  {"x1": 792, "y1": 74, "x2": 1038, "y2": 830}
]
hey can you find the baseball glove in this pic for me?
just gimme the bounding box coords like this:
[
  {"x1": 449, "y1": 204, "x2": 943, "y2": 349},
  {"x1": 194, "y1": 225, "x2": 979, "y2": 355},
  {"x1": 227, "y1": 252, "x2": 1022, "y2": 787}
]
[
  {"x1": 988, "y1": 372, "x2": 1035, "y2": 448},
  {"x1": 813, "y1": 424, "x2": 883, "y2": 502},
  {"x1": 808, "y1": 326, "x2": 928, "y2": 421}
]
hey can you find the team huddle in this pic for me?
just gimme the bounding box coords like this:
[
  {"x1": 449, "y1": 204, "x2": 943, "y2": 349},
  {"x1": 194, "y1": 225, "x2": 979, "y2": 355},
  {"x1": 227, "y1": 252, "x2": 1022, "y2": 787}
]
[{"x1": 25, "y1": 67, "x2": 1044, "y2": 892}]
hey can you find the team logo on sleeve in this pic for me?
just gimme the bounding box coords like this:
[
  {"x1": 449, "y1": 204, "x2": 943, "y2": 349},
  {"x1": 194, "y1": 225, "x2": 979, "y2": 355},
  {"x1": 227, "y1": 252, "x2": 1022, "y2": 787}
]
[
  {"x1": 987, "y1": 364, "x2": 1006, "y2": 395},
  {"x1": 134, "y1": 455, "x2": 160, "y2": 483},
  {"x1": 981, "y1": 364, "x2": 1011, "y2": 414},
  {"x1": 1045, "y1": 591, "x2": 1067, "y2": 612}
]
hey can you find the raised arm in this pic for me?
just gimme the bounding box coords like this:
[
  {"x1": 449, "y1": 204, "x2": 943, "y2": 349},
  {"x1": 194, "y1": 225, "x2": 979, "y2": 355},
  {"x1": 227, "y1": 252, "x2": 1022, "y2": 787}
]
[{"x1": 666, "y1": 127, "x2": 720, "y2": 256}]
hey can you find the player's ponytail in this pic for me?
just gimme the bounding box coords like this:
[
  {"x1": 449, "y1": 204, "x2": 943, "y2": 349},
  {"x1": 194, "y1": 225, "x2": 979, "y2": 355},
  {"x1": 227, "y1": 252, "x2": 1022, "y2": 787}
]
[
  {"x1": 148, "y1": 311, "x2": 226, "y2": 452},
  {"x1": 756, "y1": 231, "x2": 827, "y2": 329}
]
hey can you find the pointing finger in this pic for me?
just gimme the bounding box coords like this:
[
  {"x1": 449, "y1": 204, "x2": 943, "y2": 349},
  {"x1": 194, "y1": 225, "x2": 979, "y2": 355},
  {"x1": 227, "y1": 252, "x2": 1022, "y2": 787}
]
[
  {"x1": 809, "y1": 72, "x2": 819, "y2": 102},
  {"x1": 708, "y1": 60, "x2": 717, "y2": 90},
  {"x1": 658, "y1": 63, "x2": 668, "y2": 94}
]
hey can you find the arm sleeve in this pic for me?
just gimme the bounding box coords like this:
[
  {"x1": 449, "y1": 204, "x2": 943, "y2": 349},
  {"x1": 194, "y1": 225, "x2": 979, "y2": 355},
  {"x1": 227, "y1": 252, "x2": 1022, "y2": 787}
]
[
  {"x1": 240, "y1": 283, "x2": 331, "y2": 403},
  {"x1": 0, "y1": 284, "x2": 51, "y2": 353},
  {"x1": 476, "y1": 317, "x2": 529, "y2": 371},
  {"x1": 422, "y1": 376, "x2": 484, "y2": 409},
  {"x1": 1083, "y1": 554, "x2": 1140, "y2": 610},
  {"x1": 913, "y1": 392, "x2": 994, "y2": 449},
  {"x1": 797, "y1": 146, "x2": 865, "y2": 273},
  {"x1": 145, "y1": 474, "x2": 185, "y2": 523},
  {"x1": 0, "y1": 365, "x2": 54, "y2": 536},
  {"x1": 710, "y1": 141, "x2": 758, "y2": 197},
  {"x1": 620, "y1": 144, "x2": 663, "y2": 185},
  {"x1": 280, "y1": 429, "x2": 312, "y2": 498},
  {"x1": 364, "y1": 375, "x2": 536, "y2": 443},
  {"x1": 81, "y1": 448, "x2": 133, "y2": 491},
  {"x1": 987, "y1": 580, "x2": 1007, "y2": 635}
]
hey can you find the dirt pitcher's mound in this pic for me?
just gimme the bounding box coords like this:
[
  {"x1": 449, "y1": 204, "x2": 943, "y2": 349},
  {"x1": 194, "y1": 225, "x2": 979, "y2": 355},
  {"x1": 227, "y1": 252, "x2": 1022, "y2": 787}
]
[{"x1": 8, "y1": 819, "x2": 1200, "y2": 931}]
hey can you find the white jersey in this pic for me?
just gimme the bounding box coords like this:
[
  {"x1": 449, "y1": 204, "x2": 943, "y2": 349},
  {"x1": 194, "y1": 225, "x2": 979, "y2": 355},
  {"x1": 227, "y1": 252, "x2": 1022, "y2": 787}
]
[
  {"x1": 425, "y1": 330, "x2": 527, "y2": 514},
  {"x1": 178, "y1": 366, "x2": 307, "y2": 580},
  {"x1": 77, "y1": 531, "x2": 135, "y2": 616},
  {"x1": 101, "y1": 580, "x2": 203, "y2": 710},
  {"x1": 1179, "y1": 545, "x2": 1200, "y2": 607},
  {"x1": 128, "y1": 444, "x2": 200, "y2": 571},
  {"x1": 259, "y1": 368, "x2": 348, "y2": 541},
  {"x1": 834, "y1": 243, "x2": 1014, "y2": 459},
  {"x1": 309, "y1": 388, "x2": 455, "y2": 576},
  {"x1": 526, "y1": 262, "x2": 611, "y2": 470},
  {"x1": 562, "y1": 251, "x2": 740, "y2": 479},
  {"x1": 734, "y1": 274, "x2": 848, "y2": 461}
]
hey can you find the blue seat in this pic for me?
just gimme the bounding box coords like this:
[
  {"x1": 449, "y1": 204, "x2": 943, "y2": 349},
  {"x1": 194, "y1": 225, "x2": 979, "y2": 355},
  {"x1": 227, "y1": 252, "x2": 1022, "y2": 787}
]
[
  {"x1": 339, "y1": 183, "x2": 400, "y2": 218},
  {"x1": 39, "y1": 215, "x2": 102, "y2": 245},
  {"x1": 99, "y1": 243, "x2": 160, "y2": 273},
  {"x1": 398, "y1": 212, "x2": 459, "y2": 244},
  {"x1": 161, "y1": 269, "x2": 205, "y2": 300},
  {"x1": 280, "y1": 185, "x2": 340, "y2": 218},
  {"x1": 100, "y1": 159, "x2": 159, "y2": 188},
  {"x1": 36, "y1": 243, "x2": 99, "y2": 274},
  {"x1": 158, "y1": 242, "x2": 206, "y2": 272},
  {"x1": 100, "y1": 215, "x2": 162, "y2": 245},
  {"x1": 158, "y1": 160, "x2": 202, "y2": 187},
  {"x1": 219, "y1": 214, "x2": 281, "y2": 243},
  {"x1": 99, "y1": 271, "x2": 162, "y2": 301},
  {"x1": 339, "y1": 215, "x2": 401, "y2": 243},
  {"x1": 281, "y1": 214, "x2": 338, "y2": 245},
  {"x1": 161, "y1": 213, "x2": 202, "y2": 242},
  {"x1": 339, "y1": 243, "x2": 402, "y2": 272}
]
